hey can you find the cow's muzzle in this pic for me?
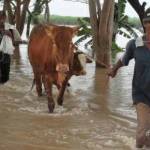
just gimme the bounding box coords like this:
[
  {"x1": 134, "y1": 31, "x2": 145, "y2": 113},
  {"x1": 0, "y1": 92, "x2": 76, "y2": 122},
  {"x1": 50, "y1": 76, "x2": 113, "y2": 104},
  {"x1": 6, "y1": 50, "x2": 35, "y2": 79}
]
[
  {"x1": 56, "y1": 64, "x2": 69, "y2": 73},
  {"x1": 81, "y1": 70, "x2": 86, "y2": 75},
  {"x1": 75, "y1": 70, "x2": 86, "y2": 76}
]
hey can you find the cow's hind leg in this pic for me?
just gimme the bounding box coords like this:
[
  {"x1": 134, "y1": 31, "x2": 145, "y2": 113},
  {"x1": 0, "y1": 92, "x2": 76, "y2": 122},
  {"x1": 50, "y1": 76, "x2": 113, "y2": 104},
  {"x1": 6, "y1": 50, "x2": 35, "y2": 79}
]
[
  {"x1": 43, "y1": 74, "x2": 55, "y2": 113},
  {"x1": 34, "y1": 73, "x2": 42, "y2": 96}
]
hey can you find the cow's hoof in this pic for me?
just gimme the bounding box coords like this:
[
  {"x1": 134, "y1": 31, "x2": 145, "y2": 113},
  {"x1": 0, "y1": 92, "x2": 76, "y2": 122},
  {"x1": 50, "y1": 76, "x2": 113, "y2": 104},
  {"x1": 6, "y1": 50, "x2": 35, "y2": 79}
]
[
  {"x1": 38, "y1": 93, "x2": 42, "y2": 97},
  {"x1": 57, "y1": 99, "x2": 63, "y2": 106},
  {"x1": 136, "y1": 143, "x2": 144, "y2": 148},
  {"x1": 136, "y1": 139, "x2": 144, "y2": 148},
  {"x1": 136, "y1": 133, "x2": 146, "y2": 148},
  {"x1": 48, "y1": 102, "x2": 55, "y2": 113}
]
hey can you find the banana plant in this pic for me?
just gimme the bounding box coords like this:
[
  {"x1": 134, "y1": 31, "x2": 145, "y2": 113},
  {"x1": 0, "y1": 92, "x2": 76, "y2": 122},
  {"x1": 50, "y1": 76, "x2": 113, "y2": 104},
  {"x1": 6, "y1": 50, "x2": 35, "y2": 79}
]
[{"x1": 75, "y1": 0, "x2": 138, "y2": 52}]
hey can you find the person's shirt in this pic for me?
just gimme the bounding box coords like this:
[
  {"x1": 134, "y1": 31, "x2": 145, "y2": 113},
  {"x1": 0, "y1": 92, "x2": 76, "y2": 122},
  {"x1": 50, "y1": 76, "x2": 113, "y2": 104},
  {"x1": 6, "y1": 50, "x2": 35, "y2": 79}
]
[
  {"x1": 4, "y1": 22, "x2": 21, "y2": 42},
  {"x1": 120, "y1": 39, "x2": 135, "y2": 66},
  {"x1": 0, "y1": 22, "x2": 21, "y2": 55},
  {"x1": 120, "y1": 36, "x2": 149, "y2": 65},
  {"x1": 120, "y1": 36, "x2": 150, "y2": 92}
]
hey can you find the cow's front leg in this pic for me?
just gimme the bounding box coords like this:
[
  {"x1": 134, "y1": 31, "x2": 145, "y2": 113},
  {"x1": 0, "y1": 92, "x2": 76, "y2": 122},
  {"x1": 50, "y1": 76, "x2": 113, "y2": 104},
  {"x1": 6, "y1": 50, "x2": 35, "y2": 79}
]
[
  {"x1": 57, "y1": 75, "x2": 70, "y2": 106},
  {"x1": 43, "y1": 74, "x2": 55, "y2": 113}
]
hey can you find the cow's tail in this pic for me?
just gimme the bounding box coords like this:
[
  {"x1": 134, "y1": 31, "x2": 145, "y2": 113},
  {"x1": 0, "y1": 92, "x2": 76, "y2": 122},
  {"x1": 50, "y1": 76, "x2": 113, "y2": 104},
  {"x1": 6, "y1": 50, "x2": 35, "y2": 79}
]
[
  {"x1": 30, "y1": 78, "x2": 35, "y2": 91},
  {"x1": 24, "y1": 79, "x2": 35, "y2": 95},
  {"x1": 66, "y1": 82, "x2": 71, "y2": 93}
]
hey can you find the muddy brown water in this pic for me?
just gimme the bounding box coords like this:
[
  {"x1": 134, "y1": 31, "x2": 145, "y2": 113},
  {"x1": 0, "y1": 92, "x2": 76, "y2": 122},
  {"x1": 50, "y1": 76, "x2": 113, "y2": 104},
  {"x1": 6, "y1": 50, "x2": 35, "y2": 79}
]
[{"x1": 0, "y1": 45, "x2": 141, "y2": 150}]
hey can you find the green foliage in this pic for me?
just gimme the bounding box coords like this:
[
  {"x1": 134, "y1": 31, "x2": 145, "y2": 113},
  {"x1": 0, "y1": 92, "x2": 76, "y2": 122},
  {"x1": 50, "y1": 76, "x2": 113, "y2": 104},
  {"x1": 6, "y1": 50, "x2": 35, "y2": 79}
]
[
  {"x1": 113, "y1": 0, "x2": 138, "y2": 40},
  {"x1": 112, "y1": 42, "x2": 123, "y2": 52},
  {"x1": 114, "y1": 0, "x2": 126, "y2": 23},
  {"x1": 128, "y1": 17, "x2": 142, "y2": 28},
  {"x1": 32, "y1": 15, "x2": 79, "y2": 25},
  {"x1": 74, "y1": 0, "x2": 138, "y2": 52},
  {"x1": 50, "y1": 15, "x2": 79, "y2": 25},
  {"x1": 26, "y1": 0, "x2": 51, "y2": 37},
  {"x1": 118, "y1": 0, "x2": 126, "y2": 18},
  {"x1": 111, "y1": 42, "x2": 123, "y2": 61},
  {"x1": 75, "y1": 18, "x2": 92, "y2": 47},
  {"x1": 118, "y1": 16, "x2": 138, "y2": 38}
]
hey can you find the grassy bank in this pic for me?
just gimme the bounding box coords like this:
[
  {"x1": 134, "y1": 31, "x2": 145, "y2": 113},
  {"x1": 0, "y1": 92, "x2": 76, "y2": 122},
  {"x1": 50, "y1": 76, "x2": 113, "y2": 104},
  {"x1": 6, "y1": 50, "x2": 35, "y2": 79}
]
[
  {"x1": 35, "y1": 15, "x2": 80, "y2": 25},
  {"x1": 34, "y1": 15, "x2": 142, "y2": 28},
  {"x1": 50, "y1": 15, "x2": 79, "y2": 25}
]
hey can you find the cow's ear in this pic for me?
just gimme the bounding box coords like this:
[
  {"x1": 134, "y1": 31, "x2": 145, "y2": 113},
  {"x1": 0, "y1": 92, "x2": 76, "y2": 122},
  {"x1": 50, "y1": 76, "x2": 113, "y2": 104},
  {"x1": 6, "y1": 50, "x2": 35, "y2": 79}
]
[{"x1": 72, "y1": 26, "x2": 80, "y2": 36}]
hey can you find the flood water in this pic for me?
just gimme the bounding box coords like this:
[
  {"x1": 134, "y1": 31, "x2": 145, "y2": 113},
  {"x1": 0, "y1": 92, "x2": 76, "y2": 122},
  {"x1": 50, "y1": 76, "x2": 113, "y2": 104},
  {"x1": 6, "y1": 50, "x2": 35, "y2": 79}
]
[{"x1": 0, "y1": 44, "x2": 143, "y2": 150}]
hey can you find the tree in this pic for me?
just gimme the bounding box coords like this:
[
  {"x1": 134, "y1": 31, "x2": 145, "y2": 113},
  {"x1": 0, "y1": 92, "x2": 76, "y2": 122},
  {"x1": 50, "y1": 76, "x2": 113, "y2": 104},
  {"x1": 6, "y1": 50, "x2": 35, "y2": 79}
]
[
  {"x1": 88, "y1": 0, "x2": 115, "y2": 67},
  {"x1": 75, "y1": 1, "x2": 138, "y2": 53},
  {"x1": 2, "y1": 0, "x2": 51, "y2": 36},
  {"x1": 26, "y1": 0, "x2": 51, "y2": 37},
  {"x1": 127, "y1": 0, "x2": 147, "y2": 32},
  {"x1": 4, "y1": 0, "x2": 31, "y2": 35},
  {"x1": 65, "y1": 0, "x2": 115, "y2": 67}
]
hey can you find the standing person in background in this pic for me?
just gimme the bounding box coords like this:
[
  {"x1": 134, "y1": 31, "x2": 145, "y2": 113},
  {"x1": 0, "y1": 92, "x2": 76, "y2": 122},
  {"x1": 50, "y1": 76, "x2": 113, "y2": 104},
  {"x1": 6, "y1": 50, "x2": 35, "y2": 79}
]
[
  {"x1": 108, "y1": 8, "x2": 150, "y2": 148},
  {"x1": 0, "y1": 10, "x2": 21, "y2": 84}
]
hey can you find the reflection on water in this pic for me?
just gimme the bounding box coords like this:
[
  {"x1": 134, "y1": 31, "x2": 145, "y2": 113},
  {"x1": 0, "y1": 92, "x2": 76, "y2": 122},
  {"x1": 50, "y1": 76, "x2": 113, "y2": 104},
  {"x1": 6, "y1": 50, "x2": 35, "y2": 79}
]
[{"x1": 0, "y1": 45, "x2": 139, "y2": 150}]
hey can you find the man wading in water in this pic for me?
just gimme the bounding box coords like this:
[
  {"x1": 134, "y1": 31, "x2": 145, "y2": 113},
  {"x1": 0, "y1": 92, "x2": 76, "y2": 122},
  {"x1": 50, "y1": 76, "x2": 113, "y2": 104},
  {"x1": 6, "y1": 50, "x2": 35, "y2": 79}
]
[
  {"x1": 0, "y1": 10, "x2": 21, "y2": 84},
  {"x1": 108, "y1": 8, "x2": 150, "y2": 148}
]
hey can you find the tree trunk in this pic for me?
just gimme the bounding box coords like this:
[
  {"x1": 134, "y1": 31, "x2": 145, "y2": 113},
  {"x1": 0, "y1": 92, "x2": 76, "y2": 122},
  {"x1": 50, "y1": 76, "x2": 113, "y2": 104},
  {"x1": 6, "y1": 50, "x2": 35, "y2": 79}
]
[
  {"x1": 19, "y1": 0, "x2": 30, "y2": 35},
  {"x1": 5, "y1": 0, "x2": 15, "y2": 24},
  {"x1": 4, "y1": 0, "x2": 31, "y2": 35},
  {"x1": 4, "y1": 0, "x2": 52, "y2": 36},
  {"x1": 44, "y1": 1, "x2": 50, "y2": 22},
  {"x1": 88, "y1": 0, "x2": 99, "y2": 58},
  {"x1": 26, "y1": 14, "x2": 32, "y2": 38},
  {"x1": 88, "y1": 0, "x2": 114, "y2": 68},
  {"x1": 16, "y1": 0, "x2": 21, "y2": 32}
]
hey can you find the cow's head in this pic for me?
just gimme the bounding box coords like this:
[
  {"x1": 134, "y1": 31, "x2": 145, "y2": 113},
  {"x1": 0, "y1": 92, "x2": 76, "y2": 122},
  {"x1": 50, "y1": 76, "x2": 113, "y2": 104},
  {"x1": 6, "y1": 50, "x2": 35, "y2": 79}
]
[
  {"x1": 51, "y1": 26, "x2": 79, "y2": 87},
  {"x1": 53, "y1": 26, "x2": 79, "y2": 73},
  {"x1": 72, "y1": 50, "x2": 92, "y2": 76}
]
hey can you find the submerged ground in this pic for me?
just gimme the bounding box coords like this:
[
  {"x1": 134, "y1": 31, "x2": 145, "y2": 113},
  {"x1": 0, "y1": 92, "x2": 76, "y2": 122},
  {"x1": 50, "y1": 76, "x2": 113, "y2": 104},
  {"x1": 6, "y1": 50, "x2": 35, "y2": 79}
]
[{"x1": 0, "y1": 44, "x2": 142, "y2": 150}]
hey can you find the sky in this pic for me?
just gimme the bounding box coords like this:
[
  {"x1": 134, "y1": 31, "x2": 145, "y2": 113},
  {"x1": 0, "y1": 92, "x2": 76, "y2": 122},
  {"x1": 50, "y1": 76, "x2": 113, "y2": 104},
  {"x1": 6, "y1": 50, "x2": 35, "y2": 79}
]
[
  {"x1": 50, "y1": 0, "x2": 89, "y2": 17},
  {"x1": 50, "y1": 0, "x2": 150, "y2": 17},
  {"x1": 125, "y1": 0, "x2": 150, "y2": 17}
]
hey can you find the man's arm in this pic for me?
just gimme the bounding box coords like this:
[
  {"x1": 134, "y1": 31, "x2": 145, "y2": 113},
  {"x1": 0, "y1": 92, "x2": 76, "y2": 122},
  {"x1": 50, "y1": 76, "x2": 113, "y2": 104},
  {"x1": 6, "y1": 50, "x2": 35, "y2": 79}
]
[{"x1": 108, "y1": 39, "x2": 135, "y2": 78}]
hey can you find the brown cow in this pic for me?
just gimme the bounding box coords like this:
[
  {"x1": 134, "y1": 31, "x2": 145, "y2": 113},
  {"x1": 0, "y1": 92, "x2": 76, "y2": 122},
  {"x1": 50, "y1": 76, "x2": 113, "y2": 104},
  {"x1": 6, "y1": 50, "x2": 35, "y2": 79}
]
[{"x1": 28, "y1": 24, "x2": 91, "y2": 113}]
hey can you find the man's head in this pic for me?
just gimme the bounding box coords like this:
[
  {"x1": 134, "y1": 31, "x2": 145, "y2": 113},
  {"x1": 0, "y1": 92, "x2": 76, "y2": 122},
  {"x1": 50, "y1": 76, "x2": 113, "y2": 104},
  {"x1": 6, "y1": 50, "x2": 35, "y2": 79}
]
[
  {"x1": 0, "y1": 11, "x2": 6, "y2": 24},
  {"x1": 143, "y1": 8, "x2": 150, "y2": 28}
]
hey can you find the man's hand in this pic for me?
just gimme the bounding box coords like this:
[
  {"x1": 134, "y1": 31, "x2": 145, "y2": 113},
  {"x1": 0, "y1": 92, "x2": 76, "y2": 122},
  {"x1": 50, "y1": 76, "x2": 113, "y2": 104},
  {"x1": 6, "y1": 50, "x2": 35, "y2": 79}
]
[
  {"x1": 107, "y1": 67, "x2": 118, "y2": 78},
  {"x1": 107, "y1": 59, "x2": 124, "y2": 78}
]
